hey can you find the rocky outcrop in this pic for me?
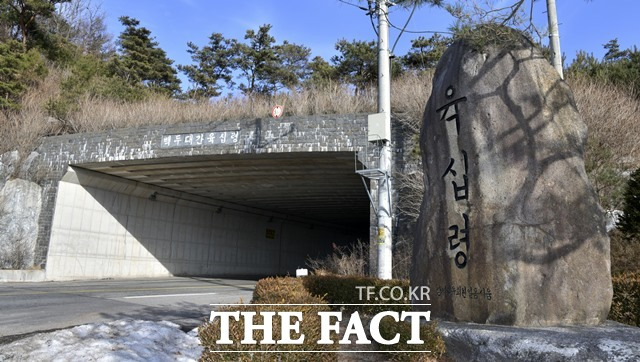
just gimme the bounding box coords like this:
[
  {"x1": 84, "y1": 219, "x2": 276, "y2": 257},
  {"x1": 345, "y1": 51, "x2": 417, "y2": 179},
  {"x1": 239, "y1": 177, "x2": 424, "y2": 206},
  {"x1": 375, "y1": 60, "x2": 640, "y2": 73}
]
[
  {"x1": 0, "y1": 152, "x2": 42, "y2": 269},
  {"x1": 412, "y1": 30, "x2": 612, "y2": 326},
  {"x1": 0, "y1": 151, "x2": 19, "y2": 190}
]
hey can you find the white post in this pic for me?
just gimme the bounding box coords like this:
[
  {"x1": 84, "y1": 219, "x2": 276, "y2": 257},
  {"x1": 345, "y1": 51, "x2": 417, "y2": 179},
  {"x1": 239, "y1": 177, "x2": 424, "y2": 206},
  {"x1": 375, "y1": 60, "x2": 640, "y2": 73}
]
[
  {"x1": 376, "y1": 0, "x2": 393, "y2": 280},
  {"x1": 546, "y1": 0, "x2": 563, "y2": 79}
]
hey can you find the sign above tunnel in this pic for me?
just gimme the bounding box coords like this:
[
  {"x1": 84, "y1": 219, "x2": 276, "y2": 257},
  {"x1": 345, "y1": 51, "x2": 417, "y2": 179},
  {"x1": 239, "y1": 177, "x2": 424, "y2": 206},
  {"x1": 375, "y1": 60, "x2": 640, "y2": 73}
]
[
  {"x1": 272, "y1": 105, "x2": 284, "y2": 119},
  {"x1": 161, "y1": 130, "x2": 240, "y2": 148}
]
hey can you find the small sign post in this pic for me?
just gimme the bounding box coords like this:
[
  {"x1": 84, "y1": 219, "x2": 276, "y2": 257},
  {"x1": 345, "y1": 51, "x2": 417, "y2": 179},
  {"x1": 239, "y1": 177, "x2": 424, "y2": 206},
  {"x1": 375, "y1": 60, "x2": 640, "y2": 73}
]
[{"x1": 271, "y1": 105, "x2": 284, "y2": 119}]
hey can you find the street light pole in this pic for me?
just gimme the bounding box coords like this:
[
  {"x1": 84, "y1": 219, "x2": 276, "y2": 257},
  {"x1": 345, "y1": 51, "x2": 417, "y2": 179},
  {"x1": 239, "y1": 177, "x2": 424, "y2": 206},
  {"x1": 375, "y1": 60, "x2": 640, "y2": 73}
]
[
  {"x1": 546, "y1": 0, "x2": 563, "y2": 79},
  {"x1": 376, "y1": 0, "x2": 393, "y2": 279}
]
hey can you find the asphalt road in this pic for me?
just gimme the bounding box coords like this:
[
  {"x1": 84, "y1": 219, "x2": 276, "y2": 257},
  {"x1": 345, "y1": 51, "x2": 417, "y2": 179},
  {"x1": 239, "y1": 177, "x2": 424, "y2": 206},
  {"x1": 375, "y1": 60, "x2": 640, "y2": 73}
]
[{"x1": 0, "y1": 277, "x2": 256, "y2": 340}]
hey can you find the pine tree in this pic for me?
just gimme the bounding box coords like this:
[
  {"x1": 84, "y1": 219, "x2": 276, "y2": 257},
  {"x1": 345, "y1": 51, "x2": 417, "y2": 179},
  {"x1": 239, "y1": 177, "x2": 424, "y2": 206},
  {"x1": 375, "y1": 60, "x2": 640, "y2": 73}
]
[
  {"x1": 232, "y1": 24, "x2": 311, "y2": 95},
  {"x1": 403, "y1": 34, "x2": 452, "y2": 71},
  {"x1": 331, "y1": 39, "x2": 377, "y2": 95},
  {"x1": 178, "y1": 33, "x2": 236, "y2": 99},
  {"x1": 234, "y1": 24, "x2": 277, "y2": 95},
  {"x1": 0, "y1": 0, "x2": 78, "y2": 63},
  {"x1": 113, "y1": 16, "x2": 180, "y2": 96},
  {"x1": 0, "y1": 0, "x2": 70, "y2": 49},
  {"x1": 567, "y1": 39, "x2": 640, "y2": 97},
  {"x1": 0, "y1": 39, "x2": 46, "y2": 109},
  {"x1": 603, "y1": 39, "x2": 628, "y2": 63},
  {"x1": 305, "y1": 56, "x2": 338, "y2": 89},
  {"x1": 269, "y1": 40, "x2": 310, "y2": 91},
  {"x1": 619, "y1": 168, "x2": 640, "y2": 240}
]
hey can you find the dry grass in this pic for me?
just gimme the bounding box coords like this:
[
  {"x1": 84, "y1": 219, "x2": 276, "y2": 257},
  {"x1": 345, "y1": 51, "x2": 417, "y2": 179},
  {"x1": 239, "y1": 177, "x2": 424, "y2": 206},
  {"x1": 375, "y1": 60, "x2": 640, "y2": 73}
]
[
  {"x1": 610, "y1": 230, "x2": 640, "y2": 275},
  {"x1": 569, "y1": 76, "x2": 640, "y2": 208},
  {"x1": 392, "y1": 235, "x2": 413, "y2": 280},
  {"x1": 0, "y1": 71, "x2": 437, "y2": 155},
  {"x1": 306, "y1": 240, "x2": 368, "y2": 277},
  {"x1": 3, "y1": 68, "x2": 636, "y2": 159},
  {"x1": 0, "y1": 68, "x2": 65, "y2": 155},
  {"x1": 66, "y1": 83, "x2": 377, "y2": 133},
  {"x1": 609, "y1": 270, "x2": 640, "y2": 327},
  {"x1": 391, "y1": 71, "x2": 434, "y2": 134},
  {"x1": 570, "y1": 76, "x2": 640, "y2": 169}
]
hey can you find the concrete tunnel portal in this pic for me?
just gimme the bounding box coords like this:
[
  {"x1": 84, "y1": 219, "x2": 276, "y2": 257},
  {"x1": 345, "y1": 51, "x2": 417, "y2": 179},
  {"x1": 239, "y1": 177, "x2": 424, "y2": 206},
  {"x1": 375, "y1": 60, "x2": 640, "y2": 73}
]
[
  {"x1": 80, "y1": 152, "x2": 371, "y2": 229},
  {"x1": 39, "y1": 116, "x2": 374, "y2": 280}
]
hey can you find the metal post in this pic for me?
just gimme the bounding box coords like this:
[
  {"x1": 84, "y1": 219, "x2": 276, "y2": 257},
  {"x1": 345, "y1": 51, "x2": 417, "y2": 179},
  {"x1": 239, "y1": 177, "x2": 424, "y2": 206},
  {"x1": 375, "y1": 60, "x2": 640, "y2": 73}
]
[
  {"x1": 376, "y1": 0, "x2": 393, "y2": 280},
  {"x1": 546, "y1": 0, "x2": 563, "y2": 79}
]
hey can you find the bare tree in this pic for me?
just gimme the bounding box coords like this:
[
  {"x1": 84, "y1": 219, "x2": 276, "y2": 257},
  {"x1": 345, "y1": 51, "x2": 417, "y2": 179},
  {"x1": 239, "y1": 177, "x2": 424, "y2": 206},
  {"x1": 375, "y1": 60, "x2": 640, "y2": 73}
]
[
  {"x1": 447, "y1": 0, "x2": 544, "y2": 42},
  {"x1": 395, "y1": 170, "x2": 424, "y2": 223},
  {"x1": 306, "y1": 240, "x2": 368, "y2": 276},
  {"x1": 46, "y1": 0, "x2": 113, "y2": 55}
]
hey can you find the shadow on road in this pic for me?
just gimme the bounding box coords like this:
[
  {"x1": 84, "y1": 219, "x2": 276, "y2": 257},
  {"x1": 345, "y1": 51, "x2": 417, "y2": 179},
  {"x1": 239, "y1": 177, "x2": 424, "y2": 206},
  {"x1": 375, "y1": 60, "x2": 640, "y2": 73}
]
[
  {"x1": 184, "y1": 276, "x2": 258, "y2": 292},
  {"x1": 99, "y1": 301, "x2": 211, "y2": 331}
]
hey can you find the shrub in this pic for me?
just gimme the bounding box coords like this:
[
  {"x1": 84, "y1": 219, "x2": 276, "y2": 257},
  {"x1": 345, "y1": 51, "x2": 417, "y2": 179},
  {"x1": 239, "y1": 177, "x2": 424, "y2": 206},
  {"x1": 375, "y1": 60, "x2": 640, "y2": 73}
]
[
  {"x1": 252, "y1": 276, "x2": 326, "y2": 304},
  {"x1": 199, "y1": 304, "x2": 336, "y2": 362},
  {"x1": 570, "y1": 77, "x2": 640, "y2": 210},
  {"x1": 303, "y1": 274, "x2": 411, "y2": 315},
  {"x1": 618, "y1": 168, "x2": 640, "y2": 239},
  {"x1": 392, "y1": 235, "x2": 414, "y2": 281},
  {"x1": 306, "y1": 240, "x2": 368, "y2": 276},
  {"x1": 609, "y1": 272, "x2": 640, "y2": 327},
  {"x1": 0, "y1": 40, "x2": 47, "y2": 110},
  {"x1": 609, "y1": 229, "x2": 640, "y2": 275},
  {"x1": 377, "y1": 317, "x2": 446, "y2": 361},
  {"x1": 199, "y1": 277, "x2": 337, "y2": 361},
  {"x1": 200, "y1": 276, "x2": 446, "y2": 360}
]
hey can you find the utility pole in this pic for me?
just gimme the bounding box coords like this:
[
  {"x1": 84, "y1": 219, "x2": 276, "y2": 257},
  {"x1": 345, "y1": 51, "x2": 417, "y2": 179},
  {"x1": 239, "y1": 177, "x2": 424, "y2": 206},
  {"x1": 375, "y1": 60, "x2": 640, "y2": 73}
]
[
  {"x1": 546, "y1": 0, "x2": 563, "y2": 79},
  {"x1": 376, "y1": 0, "x2": 393, "y2": 279}
]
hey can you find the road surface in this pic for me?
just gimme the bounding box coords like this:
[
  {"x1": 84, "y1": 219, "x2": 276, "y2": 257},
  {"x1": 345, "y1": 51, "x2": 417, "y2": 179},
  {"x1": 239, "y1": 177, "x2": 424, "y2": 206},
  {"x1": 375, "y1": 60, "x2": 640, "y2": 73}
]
[{"x1": 0, "y1": 277, "x2": 255, "y2": 340}]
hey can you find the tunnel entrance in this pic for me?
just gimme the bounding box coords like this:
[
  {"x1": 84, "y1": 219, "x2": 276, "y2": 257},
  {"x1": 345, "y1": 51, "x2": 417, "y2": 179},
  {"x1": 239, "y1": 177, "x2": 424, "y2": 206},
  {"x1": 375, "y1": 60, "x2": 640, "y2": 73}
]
[{"x1": 45, "y1": 152, "x2": 370, "y2": 280}]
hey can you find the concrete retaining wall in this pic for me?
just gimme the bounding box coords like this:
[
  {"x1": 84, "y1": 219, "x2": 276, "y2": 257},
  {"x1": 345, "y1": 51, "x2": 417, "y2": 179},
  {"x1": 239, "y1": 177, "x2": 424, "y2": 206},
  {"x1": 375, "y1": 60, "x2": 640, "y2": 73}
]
[{"x1": 0, "y1": 270, "x2": 46, "y2": 282}]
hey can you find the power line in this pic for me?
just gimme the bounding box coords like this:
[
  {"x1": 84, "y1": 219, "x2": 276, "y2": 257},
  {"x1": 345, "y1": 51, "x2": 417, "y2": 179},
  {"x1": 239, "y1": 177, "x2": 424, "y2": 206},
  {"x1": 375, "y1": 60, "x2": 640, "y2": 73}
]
[
  {"x1": 338, "y1": 0, "x2": 379, "y2": 36},
  {"x1": 367, "y1": 0, "x2": 379, "y2": 37},
  {"x1": 386, "y1": 14, "x2": 453, "y2": 35},
  {"x1": 340, "y1": 0, "x2": 451, "y2": 37},
  {"x1": 337, "y1": 0, "x2": 368, "y2": 11},
  {"x1": 390, "y1": 2, "x2": 417, "y2": 54}
]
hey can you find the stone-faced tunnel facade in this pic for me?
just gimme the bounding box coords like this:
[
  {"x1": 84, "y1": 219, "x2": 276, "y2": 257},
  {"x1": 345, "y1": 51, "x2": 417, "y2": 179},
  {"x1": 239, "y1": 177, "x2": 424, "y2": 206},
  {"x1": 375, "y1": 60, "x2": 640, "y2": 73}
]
[{"x1": 34, "y1": 114, "x2": 375, "y2": 279}]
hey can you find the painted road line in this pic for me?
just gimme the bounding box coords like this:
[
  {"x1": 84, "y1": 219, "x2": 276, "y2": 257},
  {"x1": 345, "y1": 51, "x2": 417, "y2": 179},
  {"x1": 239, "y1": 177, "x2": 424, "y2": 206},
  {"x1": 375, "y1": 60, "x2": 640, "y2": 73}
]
[
  {"x1": 123, "y1": 292, "x2": 218, "y2": 299},
  {"x1": 0, "y1": 284, "x2": 256, "y2": 297}
]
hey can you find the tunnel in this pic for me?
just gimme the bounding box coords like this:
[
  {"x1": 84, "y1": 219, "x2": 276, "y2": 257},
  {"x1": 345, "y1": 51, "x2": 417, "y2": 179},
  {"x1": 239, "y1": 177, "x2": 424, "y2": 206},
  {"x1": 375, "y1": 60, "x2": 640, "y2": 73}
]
[{"x1": 44, "y1": 151, "x2": 370, "y2": 280}]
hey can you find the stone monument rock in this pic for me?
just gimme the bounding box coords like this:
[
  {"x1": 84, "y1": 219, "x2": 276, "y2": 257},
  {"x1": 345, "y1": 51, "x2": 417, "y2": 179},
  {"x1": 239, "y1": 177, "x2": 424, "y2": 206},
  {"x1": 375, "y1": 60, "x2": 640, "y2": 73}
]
[{"x1": 412, "y1": 29, "x2": 612, "y2": 326}]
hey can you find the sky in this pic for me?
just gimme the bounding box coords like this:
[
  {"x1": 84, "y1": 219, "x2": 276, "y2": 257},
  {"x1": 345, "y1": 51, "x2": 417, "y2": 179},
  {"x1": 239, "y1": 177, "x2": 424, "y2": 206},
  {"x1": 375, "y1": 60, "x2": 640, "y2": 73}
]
[{"x1": 97, "y1": 0, "x2": 640, "y2": 91}]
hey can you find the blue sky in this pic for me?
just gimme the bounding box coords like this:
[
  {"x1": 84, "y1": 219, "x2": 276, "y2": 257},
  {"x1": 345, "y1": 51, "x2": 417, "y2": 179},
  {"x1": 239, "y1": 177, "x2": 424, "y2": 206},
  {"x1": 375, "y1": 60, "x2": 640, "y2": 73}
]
[{"x1": 99, "y1": 0, "x2": 640, "y2": 90}]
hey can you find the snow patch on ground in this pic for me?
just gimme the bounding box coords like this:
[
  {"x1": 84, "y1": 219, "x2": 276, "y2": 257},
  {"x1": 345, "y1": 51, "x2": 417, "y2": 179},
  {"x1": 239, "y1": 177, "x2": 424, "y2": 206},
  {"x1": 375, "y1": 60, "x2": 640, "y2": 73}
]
[
  {"x1": 440, "y1": 320, "x2": 640, "y2": 361},
  {"x1": 605, "y1": 209, "x2": 623, "y2": 232},
  {"x1": 598, "y1": 338, "x2": 640, "y2": 361},
  {"x1": 0, "y1": 320, "x2": 202, "y2": 362},
  {"x1": 512, "y1": 338, "x2": 579, "y2": 357}
]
